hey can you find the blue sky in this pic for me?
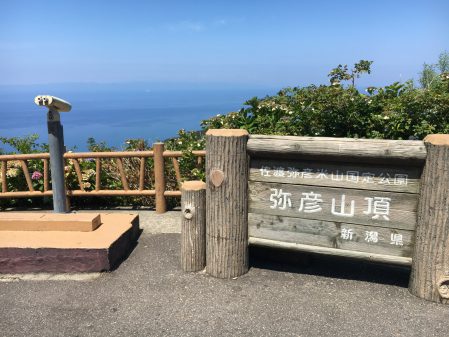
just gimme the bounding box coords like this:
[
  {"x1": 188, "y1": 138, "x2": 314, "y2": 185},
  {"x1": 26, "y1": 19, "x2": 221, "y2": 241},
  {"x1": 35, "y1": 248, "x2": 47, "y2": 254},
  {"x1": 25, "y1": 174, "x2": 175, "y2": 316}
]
[{"x1": 1, "y1": 0, "x2": 448, "y2": 87}]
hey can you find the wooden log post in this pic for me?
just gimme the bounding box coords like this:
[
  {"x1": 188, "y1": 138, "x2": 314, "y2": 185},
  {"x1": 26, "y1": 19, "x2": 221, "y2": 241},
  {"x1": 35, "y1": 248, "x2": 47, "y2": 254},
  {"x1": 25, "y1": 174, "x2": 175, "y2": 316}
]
[
  {"x1": 206, "y1": 129, "x2": 249, "y2": 278},
  {"x1": 1, "y1": 161, "x2": 7, "y2": 193},
  {"x1": 43, "y1": 158, "x2": 49, "y2": 192},
  {"x1": 95, "y1": 158, "x2": 101, "y2": 191},
  {"x1": 410, "y1": 135, "x2": 449, "y2": 304},
  {"x1": 153, "y1": 142, "x2": 166, "y2": 213},
  {"x1": 139, "y1": 157, "x2": 145, "y2": 191},
  {"x1": 181, "y1": 181, "x2": 206, "y2": 272}
]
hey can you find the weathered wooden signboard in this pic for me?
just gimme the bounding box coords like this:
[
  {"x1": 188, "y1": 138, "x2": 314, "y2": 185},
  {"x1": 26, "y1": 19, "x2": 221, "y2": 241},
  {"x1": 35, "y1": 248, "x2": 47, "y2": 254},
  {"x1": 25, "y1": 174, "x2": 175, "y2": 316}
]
[
  {"x1": 247, "y1": 135, "x2": 426, "y2": 265},
  {"x1": 203, "y1": 130, "x2": 449, "y2": 303}
]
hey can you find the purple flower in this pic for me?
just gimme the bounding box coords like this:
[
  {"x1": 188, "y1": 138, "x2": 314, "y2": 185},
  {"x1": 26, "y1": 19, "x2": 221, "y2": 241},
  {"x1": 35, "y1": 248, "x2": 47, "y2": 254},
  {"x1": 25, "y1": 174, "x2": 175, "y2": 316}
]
[{"x1": 31, "y1": 171, "x2": 43, "y2": 180}]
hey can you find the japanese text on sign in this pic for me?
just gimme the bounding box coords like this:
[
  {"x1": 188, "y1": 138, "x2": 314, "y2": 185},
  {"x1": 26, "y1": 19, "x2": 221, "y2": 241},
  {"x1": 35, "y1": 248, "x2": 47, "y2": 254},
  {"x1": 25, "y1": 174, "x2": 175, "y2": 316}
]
[
  {"x1": 269, "y1": 188, "x2": 391, "y2": 221},
  {"x1": 260, "y1": 166, "x2": 408, "y2": 186},
  {"x1": 268, "y1": 188, "x2": 404, "y2": 247}
]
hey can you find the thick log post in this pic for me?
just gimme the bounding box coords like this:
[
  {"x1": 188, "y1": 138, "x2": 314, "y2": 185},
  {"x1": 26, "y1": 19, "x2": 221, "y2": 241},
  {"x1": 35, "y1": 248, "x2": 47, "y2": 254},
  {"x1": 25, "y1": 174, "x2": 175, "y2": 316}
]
[
  {"x1": 206, "y1": 129, "x2": 249, "y2": 278},
  {"x1": 153, "y1": 142, "x2": 166, "y2": 213},
  {"x1": 181, "y1": 181, "x2": 206, "y2": 272},
  {"x1": 410, "y1": 135, "x2": 449, "y2": 304}
]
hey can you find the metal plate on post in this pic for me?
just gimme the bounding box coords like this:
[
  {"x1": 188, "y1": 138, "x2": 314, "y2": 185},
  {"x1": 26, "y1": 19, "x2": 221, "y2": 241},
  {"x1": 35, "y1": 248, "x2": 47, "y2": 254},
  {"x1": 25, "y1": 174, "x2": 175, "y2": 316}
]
[{"x1": 210, "y1": 169, "x2": 225, "y2": 187}]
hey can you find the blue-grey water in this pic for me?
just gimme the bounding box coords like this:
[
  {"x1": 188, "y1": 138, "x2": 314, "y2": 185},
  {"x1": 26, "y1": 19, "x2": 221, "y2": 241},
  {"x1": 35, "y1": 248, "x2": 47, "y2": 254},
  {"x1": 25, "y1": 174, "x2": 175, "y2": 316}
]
[{"x1": 0, "y1": 83, "x2": 275, "y2": 151}]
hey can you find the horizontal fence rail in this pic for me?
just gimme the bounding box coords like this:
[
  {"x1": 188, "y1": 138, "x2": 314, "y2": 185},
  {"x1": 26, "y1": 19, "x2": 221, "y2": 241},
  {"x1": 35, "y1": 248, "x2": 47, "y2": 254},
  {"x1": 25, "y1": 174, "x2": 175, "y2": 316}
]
[{"x1": 0, "y1": 144, "x2": 205, "y2": 213}]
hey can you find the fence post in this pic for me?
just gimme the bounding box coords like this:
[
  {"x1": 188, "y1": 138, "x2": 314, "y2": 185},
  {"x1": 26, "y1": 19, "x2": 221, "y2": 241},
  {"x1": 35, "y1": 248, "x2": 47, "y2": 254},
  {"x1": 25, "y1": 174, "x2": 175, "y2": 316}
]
[
  {"x1": 1, "y1": 161, "x2": 7, "y2": 193},
  {"x1": 153, "y1": 142, "x2": 166, "y2": 213},
  {"x1": 205, "y1": 129, "x2": 249, "y2": 278},
  {"x1": 410, "y1": 135, "x2": 449, "y2": 304},
  {"x1": 181, "y1": 181, "x2": 206, "y2": 272}
]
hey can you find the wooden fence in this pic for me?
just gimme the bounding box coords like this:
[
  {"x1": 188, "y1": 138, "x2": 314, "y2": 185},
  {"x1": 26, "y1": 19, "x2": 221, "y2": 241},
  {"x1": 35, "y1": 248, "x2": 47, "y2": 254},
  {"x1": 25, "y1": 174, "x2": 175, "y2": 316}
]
[{"x1": 0, "y1": 143, "x2": 205, "y2": 213}]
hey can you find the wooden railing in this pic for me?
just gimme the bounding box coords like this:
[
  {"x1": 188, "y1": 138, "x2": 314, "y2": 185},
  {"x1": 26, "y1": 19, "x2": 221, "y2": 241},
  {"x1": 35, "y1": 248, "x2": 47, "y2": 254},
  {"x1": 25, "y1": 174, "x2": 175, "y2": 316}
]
[{"x1": 0, "y1": 142, "x2": 205, "y2": 213}]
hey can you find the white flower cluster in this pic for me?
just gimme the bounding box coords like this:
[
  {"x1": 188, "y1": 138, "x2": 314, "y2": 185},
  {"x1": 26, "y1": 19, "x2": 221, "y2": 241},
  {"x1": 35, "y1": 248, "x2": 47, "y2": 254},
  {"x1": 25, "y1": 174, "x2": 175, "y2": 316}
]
[
  {"x1": 256, "y1": 100, "x2": 293, "y2": 115},
  {"x1": 4, "y1": 161, "x2": 21, "y2": 178},
  {"x1": 82, "y1": 169, "x2": 96, "y2": 181},
  {"x1": 6, "y1": 168, "x2": 19, "y2": 178}
]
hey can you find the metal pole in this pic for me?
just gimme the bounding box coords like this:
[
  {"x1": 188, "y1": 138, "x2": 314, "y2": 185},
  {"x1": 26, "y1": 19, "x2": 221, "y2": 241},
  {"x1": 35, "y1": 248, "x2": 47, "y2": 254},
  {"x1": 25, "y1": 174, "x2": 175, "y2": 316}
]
[{"x1": 47, "y1": 109, "x2": 68, "y2": 213}]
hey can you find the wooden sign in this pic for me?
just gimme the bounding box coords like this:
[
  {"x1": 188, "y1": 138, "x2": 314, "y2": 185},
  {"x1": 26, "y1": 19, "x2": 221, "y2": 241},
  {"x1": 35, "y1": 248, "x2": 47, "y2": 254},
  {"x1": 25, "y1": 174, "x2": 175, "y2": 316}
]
[
  {"x1": 204, "y1": 130, "x2": 449, "y2": 303},
  {"x1": 247, "y1": 135, "x2": 426, "y2": 265}
]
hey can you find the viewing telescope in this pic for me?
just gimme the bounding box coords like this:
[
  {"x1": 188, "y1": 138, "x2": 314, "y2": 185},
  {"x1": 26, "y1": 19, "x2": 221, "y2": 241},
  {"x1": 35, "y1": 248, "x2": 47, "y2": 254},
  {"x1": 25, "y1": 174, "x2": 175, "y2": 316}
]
[
  {"x1": 34, "y1": 95, "x2": 72, "y2": 213},
  {"x1": 34, "y1": 95, "x2": 72, "y2": 113}
]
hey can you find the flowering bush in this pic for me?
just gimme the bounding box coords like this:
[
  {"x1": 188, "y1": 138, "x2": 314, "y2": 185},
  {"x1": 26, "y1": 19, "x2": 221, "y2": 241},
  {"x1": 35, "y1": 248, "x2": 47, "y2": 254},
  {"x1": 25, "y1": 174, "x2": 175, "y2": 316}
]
[
  {"x1": 0, "y1": 133, "x2": 205, "y2": 209},
  {"x1": 31, "y1": 171, "x2": 43, "y2": 180},
  {"x1": 2, "y1": 56, "x2": 449, "y2": 209},
  {"x1": 201, "y1": 63, "x2": 449, "y2": 140}
]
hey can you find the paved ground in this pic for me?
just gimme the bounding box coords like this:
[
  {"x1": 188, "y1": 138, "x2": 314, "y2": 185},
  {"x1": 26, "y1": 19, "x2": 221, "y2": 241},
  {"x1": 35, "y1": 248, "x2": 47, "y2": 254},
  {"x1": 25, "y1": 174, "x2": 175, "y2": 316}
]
[{"x1": 1, "y1": 210, "x2": 449, "y2": 337}]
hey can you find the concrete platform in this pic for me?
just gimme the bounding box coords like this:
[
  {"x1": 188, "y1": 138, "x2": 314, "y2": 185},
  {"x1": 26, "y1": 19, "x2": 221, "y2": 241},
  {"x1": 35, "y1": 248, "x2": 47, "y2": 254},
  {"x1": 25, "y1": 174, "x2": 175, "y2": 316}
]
[
  {"x1": 0, "y1": 213, "x2": 139, "y2": 273},
  {"x1": 0, "y1": 213, "x2": 101, "y2": 231}
]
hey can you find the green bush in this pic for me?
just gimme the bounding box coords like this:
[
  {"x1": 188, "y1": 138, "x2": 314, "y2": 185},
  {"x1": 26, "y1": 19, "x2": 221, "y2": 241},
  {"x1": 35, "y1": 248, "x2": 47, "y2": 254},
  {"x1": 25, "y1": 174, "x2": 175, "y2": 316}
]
[
  {"x1": 0, "y1": 134, "x2": 51, "y2": 208},
  {"x1": 2, "y1": 54, "x2": 449, "y2": 209},
  {"x1": 202, "y1": 57, "x2": 449, "y2": 140}
]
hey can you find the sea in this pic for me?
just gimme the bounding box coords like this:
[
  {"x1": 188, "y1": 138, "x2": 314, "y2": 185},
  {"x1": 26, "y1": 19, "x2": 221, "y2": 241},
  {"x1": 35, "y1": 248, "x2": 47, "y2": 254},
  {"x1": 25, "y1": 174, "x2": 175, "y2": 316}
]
[{"x1": 0, "y1": 83, "x2": 276, "y2": 151}]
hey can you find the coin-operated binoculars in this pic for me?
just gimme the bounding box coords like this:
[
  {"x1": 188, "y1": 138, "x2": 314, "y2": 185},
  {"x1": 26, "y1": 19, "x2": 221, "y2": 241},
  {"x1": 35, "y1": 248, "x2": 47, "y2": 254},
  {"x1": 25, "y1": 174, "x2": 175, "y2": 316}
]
[{"x1": 35, "y1": 95, "x2": 72, "y2": 213}]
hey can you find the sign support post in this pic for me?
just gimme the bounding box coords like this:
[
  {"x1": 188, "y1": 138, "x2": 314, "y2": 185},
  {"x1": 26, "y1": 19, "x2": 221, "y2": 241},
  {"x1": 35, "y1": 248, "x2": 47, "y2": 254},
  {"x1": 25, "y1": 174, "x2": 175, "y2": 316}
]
[
  {"x1": 410, "y1": 134, "x2": 449, "y2": 304},
  {"x1": 205, "y1": 129, "x2": 249, "y2": 279}
]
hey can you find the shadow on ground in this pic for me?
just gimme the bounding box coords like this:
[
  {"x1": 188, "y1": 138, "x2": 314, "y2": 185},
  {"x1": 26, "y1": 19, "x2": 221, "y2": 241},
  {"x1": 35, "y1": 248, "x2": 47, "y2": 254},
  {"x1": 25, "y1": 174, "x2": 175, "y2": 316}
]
[
  {"x1": 249, "y1": 245, "x2": 411, "y2": 288},
  {"x1": 110, "y1": 227, "x2": 143, "y2": 271}
]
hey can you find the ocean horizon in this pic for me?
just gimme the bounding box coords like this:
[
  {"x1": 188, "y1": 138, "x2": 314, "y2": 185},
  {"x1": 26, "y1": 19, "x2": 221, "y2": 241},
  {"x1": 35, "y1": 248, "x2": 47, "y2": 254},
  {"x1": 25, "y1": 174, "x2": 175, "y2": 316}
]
[{"x1": 0, "y1": 83, "x2": 276, "y2": 151}]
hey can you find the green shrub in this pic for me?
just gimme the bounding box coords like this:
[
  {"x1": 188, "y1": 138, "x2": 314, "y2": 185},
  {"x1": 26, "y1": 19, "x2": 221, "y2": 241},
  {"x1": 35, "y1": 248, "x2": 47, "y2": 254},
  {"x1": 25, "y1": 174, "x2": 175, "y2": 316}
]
[
  {"x1": 201, "y1": 58, "x2": 449, "y2": 140},
  {"x1": 2, "y1": 55, "x2": 449, "y2": 209}
]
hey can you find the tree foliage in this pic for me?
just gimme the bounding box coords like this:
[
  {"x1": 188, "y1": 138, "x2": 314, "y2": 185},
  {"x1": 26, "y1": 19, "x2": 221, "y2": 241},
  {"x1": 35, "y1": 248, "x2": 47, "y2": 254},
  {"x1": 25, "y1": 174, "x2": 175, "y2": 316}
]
[
  {"x1": 328, "y1": 60, "x2": 373, "y2": 86},
  {"x1": 419, "y1": 51, "x2": 449, "y2": 89},
  {"x1": 0, "y1": 134, "x2": 48, "y2": 154},
  {"x1": 203, "y1": 58, "x2": 449, "y2": 140}
]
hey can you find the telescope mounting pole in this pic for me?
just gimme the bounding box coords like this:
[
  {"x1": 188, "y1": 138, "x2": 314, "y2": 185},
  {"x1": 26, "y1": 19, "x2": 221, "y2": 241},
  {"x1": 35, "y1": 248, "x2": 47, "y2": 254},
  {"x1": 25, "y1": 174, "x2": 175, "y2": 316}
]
[{"x1": 47, "y1": 109, "x2": 68, "y2": 213}]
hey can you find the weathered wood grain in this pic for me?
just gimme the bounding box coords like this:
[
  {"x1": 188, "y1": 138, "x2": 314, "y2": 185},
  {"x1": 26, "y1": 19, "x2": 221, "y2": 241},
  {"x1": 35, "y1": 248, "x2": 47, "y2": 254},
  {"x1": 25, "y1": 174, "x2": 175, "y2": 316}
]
[
  {"x1": 248, "y1": 135, "x2": 426, "y2": 163},
  {"x1": 181, "y1": 181, "x2": 206, "y2": 272},
  {"x1": 249, "y1": 181, "x2": 418, "y2": 230},
  {"x1": 410, "y1": 135, "x2": 449, "y2": 304},
  {"x1": 249, "y1": 237, "x2": 412, "y2": 266},
  {"x1": 206, "y1": 129, "x2": 249, "y2": 278},
  {"x1": 250, "y1": 158, "x2": 421, "y2": 194},
  {"x1": 249, "y1": 213, "x2": 414, "y2": 258}
]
